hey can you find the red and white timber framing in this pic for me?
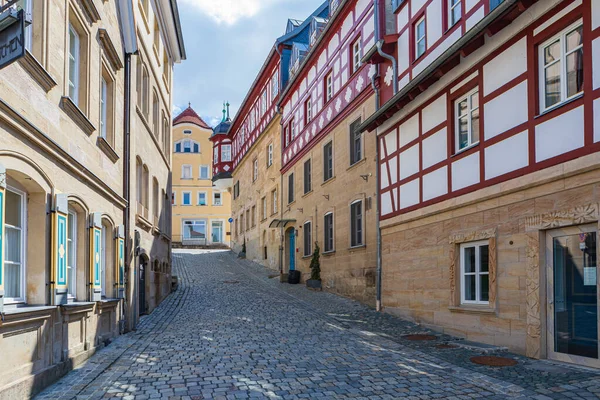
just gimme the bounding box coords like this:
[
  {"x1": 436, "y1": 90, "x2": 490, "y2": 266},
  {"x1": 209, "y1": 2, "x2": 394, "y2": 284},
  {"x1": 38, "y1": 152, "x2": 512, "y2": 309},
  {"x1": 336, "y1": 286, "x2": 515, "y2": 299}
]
[
  {"x1": 280, "y1": 0, "x2": 375, "y2": 172},
  {"x1": 375, "y1": 0, "x2": 600, "y2": 220}
]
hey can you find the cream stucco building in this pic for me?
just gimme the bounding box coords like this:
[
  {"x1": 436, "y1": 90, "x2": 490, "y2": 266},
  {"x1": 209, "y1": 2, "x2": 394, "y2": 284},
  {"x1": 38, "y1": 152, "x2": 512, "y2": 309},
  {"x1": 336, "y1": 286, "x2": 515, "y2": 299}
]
[
  {"x1": 0, "y1": 0, "x2": 184, "y2": 398},
  {"x1": 171, "y1": 105, "x2": 232, "y2": 247}
]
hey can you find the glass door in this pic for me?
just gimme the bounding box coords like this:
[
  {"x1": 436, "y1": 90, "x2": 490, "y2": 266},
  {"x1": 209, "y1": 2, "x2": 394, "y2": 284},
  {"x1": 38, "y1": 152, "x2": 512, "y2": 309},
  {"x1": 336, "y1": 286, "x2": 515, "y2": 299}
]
[
  {"x1": 546, "y1": 225, "x2": 599, "y2": 367},
  {"x1": 211, "y1": 221, "x2": 223, "y2": 243}
]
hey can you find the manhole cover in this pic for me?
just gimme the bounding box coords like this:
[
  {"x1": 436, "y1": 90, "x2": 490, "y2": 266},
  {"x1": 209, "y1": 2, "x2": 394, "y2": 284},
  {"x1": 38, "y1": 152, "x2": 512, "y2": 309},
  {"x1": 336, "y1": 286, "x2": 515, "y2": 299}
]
[
  {"x1": 470, "y1": 356, "x2": 518, "y2": 367},
  {"x1": 436, "y1": 344, "x2": 458, "y2": 349},
  {"x1": 402, "y1": 334, "x2": 437, "y2": 341},
  {"x1": 223, "y1": 280, "x2": 240, "y2": 284}
]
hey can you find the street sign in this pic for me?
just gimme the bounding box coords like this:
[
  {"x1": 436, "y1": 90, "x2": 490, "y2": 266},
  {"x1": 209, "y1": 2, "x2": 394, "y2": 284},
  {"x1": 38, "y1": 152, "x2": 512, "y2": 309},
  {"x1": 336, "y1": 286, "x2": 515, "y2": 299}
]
[
  {"x1": 0, "y1": 8, "x2": 25, "y2": 70},
  {"x1": 228, "y1": 217, "x2": 233, "y2": 223}
]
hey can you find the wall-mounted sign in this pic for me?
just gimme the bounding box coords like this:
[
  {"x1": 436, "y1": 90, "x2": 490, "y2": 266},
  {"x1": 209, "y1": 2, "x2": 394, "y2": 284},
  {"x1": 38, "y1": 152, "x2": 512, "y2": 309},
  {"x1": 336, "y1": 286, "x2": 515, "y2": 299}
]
[
  {"x1": 0, "y1": 9, "x2": 25, "y2": 70},
  {"x1": 228, "y1": 217, "x2": 233, "y2": 223}
]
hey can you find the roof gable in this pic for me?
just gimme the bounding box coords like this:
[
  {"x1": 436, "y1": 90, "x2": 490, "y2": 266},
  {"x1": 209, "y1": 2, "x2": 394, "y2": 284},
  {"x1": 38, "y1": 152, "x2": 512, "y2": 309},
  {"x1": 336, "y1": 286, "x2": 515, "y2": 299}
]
[{"x1": 173, "y1": 106, "x2": 211, "y2": 129}]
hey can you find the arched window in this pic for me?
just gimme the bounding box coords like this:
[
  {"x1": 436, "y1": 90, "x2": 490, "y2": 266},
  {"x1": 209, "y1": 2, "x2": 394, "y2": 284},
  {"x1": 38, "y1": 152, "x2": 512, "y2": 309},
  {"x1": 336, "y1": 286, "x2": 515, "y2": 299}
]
[
  {"x1": 142, "y1": 66, "x2": 150, "y2": 119},
  {"x1": 100, "y1": 218, "x2": 115, "y2": 299},
  {"x1": 136, "y1": 56, "x2": 142, "y2": 106},
  {"x1": 5, "y1": 186, "x2": 26, "y2": 302},
  {"x1": 136, "y1": 157, "x2": 143, "y2": 207},
  {"x1": 153, "y1": 178, "x2": 159, "y2": 223},
  {"x1": 143, "y1": 165, "x2": 150, "y2": 218},
  {"x1": 152, "y1": 90, "x2": 159, "y2": 138}
]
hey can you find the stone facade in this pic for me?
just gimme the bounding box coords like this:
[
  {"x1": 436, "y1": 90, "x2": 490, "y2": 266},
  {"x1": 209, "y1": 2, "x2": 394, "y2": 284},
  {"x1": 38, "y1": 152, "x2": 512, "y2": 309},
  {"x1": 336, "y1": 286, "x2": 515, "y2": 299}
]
[{"x1": 0, "y1": 0, "x2": 184, "y2": 397}]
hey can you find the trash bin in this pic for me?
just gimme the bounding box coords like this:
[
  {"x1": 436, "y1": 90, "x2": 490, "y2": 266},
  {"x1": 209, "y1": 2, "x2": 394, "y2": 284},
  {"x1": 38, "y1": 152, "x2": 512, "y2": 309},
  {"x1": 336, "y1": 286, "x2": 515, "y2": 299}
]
[{"x1": 288, "y1": 270, "x2": 301, "y2": 284}]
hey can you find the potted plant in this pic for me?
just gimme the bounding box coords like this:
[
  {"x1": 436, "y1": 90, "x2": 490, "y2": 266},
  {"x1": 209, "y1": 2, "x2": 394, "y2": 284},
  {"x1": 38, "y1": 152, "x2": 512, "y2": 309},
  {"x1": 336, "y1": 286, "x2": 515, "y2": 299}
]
[
  {"x1": 239, "y1": 237, "x2": 247, "y2": 259},
  {"x1": 306, "y1": 241, "x2": 322, "y2": 290}
]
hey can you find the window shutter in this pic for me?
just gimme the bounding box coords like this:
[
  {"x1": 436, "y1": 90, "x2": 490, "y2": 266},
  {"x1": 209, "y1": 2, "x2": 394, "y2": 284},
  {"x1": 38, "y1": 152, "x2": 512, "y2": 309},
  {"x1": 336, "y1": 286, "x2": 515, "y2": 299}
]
[
  {"x1": 193, "y1": 143, "x2": 199, "y2": 153},
  {"x1": 175, "y1": 143, "x2": 181, "y2": 152},
  {"x1": 0, "y1": 164, "x2": 5, "y2": 312},
  {"x1": 90, "y1": 213, "x2": 102, "y2": 301},
  {"x1": 116, "y1": 225, "x2": 125, "y2": 299},
  {"x1": 52, "y1": 193, "x2": 69, "y2": 305}
]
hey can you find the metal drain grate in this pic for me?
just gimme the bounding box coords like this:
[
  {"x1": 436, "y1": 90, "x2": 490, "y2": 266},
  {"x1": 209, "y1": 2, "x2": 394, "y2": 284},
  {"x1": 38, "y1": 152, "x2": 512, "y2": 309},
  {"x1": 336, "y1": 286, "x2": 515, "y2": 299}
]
[
  {"x1": 402, "y1": 334, "x2": 437, "y2": 341},
  {"x1": 470, "y1": 355, "x2": 518, "y2": 367}
]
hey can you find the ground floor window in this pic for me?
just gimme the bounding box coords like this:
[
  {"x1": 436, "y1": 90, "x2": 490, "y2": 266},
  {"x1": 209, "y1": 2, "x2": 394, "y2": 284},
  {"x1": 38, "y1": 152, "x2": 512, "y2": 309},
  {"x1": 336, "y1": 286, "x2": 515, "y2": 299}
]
[
  {"x1": 67, "y1": 209, "x2": 77, "y2": 299},
  {"x1": 350, "y1": 200, "x2": 363, "y2": 247},
  {"x1": 183, "y1": 220, "x2": 206, "y2": 241},
  {"x1": 324, "y1": 212, "x2": 334, "y2": 252},
  {"x1": 460, "y1": 241, "x2": 489, "y2": 305},
  {"x1": 303, "y1": 221, "x2": 312, "y2": 256},
  {"x1": 5, "y1": 187, "x2": 26, "y2": 302}
]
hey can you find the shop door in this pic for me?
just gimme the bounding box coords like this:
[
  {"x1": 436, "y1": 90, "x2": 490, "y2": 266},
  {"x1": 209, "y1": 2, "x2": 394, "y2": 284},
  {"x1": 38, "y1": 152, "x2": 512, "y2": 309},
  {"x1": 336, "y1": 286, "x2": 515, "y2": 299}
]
[{"x1": 546, "y1": 225, "x2": 599, "y2": 367}]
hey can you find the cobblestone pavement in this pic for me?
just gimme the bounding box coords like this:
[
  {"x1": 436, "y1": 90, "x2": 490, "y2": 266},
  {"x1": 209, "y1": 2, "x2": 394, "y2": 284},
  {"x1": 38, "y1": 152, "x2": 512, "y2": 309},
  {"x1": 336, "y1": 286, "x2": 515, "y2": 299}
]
[{"x1": 37, "y1": 250, "x2": 600, "y2": 400}]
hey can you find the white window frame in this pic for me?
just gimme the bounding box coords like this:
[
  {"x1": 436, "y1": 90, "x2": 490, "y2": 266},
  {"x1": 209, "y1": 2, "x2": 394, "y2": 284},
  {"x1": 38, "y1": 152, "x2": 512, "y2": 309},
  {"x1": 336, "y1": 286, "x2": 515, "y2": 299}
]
[
  {"x1": 272, "y1": 70, "x2": 279, "y2": 97},
  {"x1": 199, "y1": 165, "x2": 209, "y2": 180},
  {"x1": 182, "y1": 219, "x2": 207, "y2": 240},
  {"x1": 454, "y1": 87, "x2": 480, "y2": 152},
  {"x1": 267, "y1": 143, "x2": 273, "y2": 167},
  {"x1": 100, "y1": 224, "x2": 107, "y2": 297},
  {"x1": 448, "y1": 0, "x2": 461, "y2": 27},
  {"x1": 253, "y1": 159, "x2": 258, "y2": 182},
  {"x1": 183, "y1": 139, "x2": 192, "y2": 153},
  {"x1": 352, "y1": 37, "x2": 362, "y2": 73},
  {"x1": 459, "y1": 240, "x2": 490, "y2": 305},
  {"x1": 324, "y1": 212, "x2": 334, "y2": 253},
  {"x1": 261, "y1": 90, "x2": 267, "y2": 115},
  {"x1": 5, "y1": 186, "x2": 27, "y2": 304},
  {"x1": 182, "y1": 191, "x2": 192, "y2": 206},
  {"x1": 198, "y1": 191, "x2": 207, "y2": 206},
  {"x1": 213, "y1": 147, "x2": 219, "y2": 164},
  {"x1": 415, "y1": 16, "x2": 426, "y2": 59},
  {"x1": 291, "y1": 119, "x2": 296, "y2": 141},
  {"x1": 323, "y1": 140, "x2": 334, "y2": 181},
  {"x1": 213, "y1": 191, "x2": 222, "y2": 206},
  {"x1": 261, "y1": 197, "x2": 267, "y2": 220},
  {"x1": 68, "y1": 24, "x2": 80, "y2": 104},
  {"x1": 181, "y1": 164, "x2": 192, "y2": 180},
  {"x1": 305, "y1": 97, "x2": 312, "y2": 124},
  {"x1": 100, "y1": 77, "x2": 108, "y2": 139},
  {"x1": 222, "y1": 144, "x2": 232, "y2": 162},
  {"x1": 326, "y1": 72, "x2": 333, "y2": 102},
  {"x1": 538, "y1": 20, "x2": 584, "y2": 113},
  {"x1": 303, "y1": 221, "x2": 312, "y2": 257},
  {"x1": 67, "y1": 209, "x2": 77, "y2": 299},
  {"x1": 272, "y1": 189, "x2": 278, "y2": 214}
]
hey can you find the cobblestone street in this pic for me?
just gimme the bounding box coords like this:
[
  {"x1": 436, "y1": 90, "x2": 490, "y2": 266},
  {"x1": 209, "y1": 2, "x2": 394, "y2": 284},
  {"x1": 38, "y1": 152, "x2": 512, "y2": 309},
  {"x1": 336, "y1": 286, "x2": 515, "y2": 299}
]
[{"x1": 37, "y1": 250, "x2": 600, "y2": 400}]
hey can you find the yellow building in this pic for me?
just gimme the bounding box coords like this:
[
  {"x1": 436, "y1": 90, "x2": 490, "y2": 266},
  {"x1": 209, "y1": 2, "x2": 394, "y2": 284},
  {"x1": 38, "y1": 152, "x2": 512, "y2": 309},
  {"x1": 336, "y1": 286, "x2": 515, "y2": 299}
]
[{"x1": 171, "y1": 105, "x2": 231, "y2": 247}]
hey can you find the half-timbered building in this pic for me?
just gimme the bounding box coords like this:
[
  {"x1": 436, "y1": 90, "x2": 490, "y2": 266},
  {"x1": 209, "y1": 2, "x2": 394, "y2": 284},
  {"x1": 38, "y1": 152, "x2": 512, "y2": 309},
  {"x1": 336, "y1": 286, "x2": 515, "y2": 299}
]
[{"x1": 361, "y1": 0, "x2": 600, "y2": 363}]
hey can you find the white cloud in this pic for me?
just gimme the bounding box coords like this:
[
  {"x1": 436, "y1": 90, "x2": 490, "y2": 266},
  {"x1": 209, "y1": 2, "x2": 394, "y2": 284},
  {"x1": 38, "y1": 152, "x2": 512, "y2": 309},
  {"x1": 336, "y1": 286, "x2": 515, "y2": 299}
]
[{"x1": 179, "y1": 0, "x2": 285, "y2": 25}]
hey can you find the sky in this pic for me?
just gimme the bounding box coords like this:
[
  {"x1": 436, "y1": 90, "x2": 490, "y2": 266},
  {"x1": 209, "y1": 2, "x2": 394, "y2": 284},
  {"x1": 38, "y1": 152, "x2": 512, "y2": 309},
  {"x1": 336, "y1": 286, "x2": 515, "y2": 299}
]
[{"x1": 172, "y1": 0, "x2": 325, "y2": 128}]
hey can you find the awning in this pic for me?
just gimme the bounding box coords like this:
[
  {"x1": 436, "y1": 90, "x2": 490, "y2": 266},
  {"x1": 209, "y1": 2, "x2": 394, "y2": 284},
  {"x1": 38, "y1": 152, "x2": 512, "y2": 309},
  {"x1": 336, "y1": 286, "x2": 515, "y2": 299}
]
[{"x1": 269, "y1": 219, "x2": 296, "y2": 228}]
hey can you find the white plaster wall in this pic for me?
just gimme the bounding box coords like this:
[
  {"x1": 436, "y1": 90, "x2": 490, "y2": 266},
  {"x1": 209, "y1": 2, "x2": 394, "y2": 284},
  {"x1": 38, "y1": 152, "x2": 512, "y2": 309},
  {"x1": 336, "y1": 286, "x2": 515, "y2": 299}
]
[
  {"x1": 413, "y1": 28, "x2": 462, "y2": 77},
  {"x1": 422, "y1": 94, "x2": 447, "y2": 133},
  {"x1": 535, "y1": 106, "x2": 585, "y2": 162},
  {"x1": 484, "y1": 80, "x2": 528, "y2": 140},
  {"x1": 593, "y1": 0, "x2": 600, "y2": 30},
  {"x1": 329, "y1": 34, "x2": 340, "y2": 56},
  {"x1": 308, "y1": 67, "x2": 316, "y2": 85},
  {"x1": 384, "y1": 129, "x2": 398, "y2": 155},
  {"x1": 397, "y1": 4, "x2": 409, "y2": 32},
  {"x1": 356, "y1": 0, "x2": 371, "y2": 17},
  {"x1": 318, "y1": 51, "x2": 327, "y2": 73},
  {"x1": 466, "y1": 5, "x2": 485, "y2": 31},
  {"x1": 426, "y1": 0, "x2": 443, "y2": 47},
  {"x1": 483, "y1": 37, "x2": 527, "y2": 96},
  {"x1": 363, "y1": 14, "x2": 375, "y2": 38},
  {"x1": 381, "y1": 191, "x2": 393, "y2": 215},
  {"x1": 422, "y1": 128, "x2": 447, "y2": 169},
  {"x1": 389, "y1": 156, "x2": 398, "y2": 184},
  {"x1": 422, "y1": 166, "x2": 448, "y2": 201},
  {"x1": 484, "y1": 131, "x2": 528, "y2": 179},
  {"x1": 341, "y1": 12, "x2": 354, "y2": 39},
  {"x1": 594, "y1": 98, "x2": 600, "y2": 143},
  {"x1": 411, "y1": 0, "x2": 428, "y2": 17},
  {"x1": 399, "y1": 114, "x2": 420, "y2": 146},
  {"x1": 397, "y1": 31, "x2": 410, "y2": 75},
  {"x1": 465, "y1": 0, "x2": 479, "y2": 13},
  {"x1": 593, "y1": 38, "x2": 600, "y2": 91},
  {"x1": 399, "y1": 178, "x2": 420, "y2": 209},
  {"x1": 451, "y1": 152, "x2": 480, "y2": 191},
  {"x1": 381, "y1": 163, "x2": 390, "y2": 189},
  {"x1": 399, "y1": 143, "x2": 420, "y2": 180}
]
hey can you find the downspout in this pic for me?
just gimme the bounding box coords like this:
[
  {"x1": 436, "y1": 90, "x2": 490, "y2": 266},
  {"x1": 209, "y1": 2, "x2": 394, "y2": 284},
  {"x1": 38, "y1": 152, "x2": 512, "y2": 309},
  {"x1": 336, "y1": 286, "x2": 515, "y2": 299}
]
[{"x1": 123, "y1": 52, "x2": 132, "y2": 331}]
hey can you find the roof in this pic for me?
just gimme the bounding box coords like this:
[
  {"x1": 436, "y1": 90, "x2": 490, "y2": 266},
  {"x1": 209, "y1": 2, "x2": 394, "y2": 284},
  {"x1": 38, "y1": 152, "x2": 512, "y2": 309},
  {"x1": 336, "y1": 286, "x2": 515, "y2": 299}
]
[{"x1": 173, "y1": 106, "x2": 211, "y2": 129}]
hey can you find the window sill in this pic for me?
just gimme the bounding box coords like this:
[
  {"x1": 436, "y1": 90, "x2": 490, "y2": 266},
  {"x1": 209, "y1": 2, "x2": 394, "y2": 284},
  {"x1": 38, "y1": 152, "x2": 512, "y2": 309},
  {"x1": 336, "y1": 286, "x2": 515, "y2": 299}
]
[
  {"x1": 347, "y1": 157, "x2": 367, "y2": 171},
  {"x1": 302, "y1": 254, "x2": 312, "y2": 259},
  {"x1": 448, "y1": 305, "x2": 495, "y2": 315},
  {"x1": 348, "y1": 244, "x2": 366, "y2": 251},
  {"x1": 97, "y1": 136, "x2": 119, "y2": 163},
  {"x1": 322, "y1": 176, "x2": 336, "y2": 186},
  {"x1": 3, "y1": 305, "x2": 56, "y2": 317},
  {"x1": 302, "y1": 190, "x2": 313, "y2": 198},
  {"x1": 536, "y1": 93, "x2": 584, "y2": 119},
  {"x1": 60, "y1": 96, "x2": 95, "y2": 135},
  {"x1": 451, "y1": 141, "x2": 479, "y2": 158},
  {"x1": 19, "y1": 50, "x2": 57, "y2": 92},
  {"x1": 322, "y1": 250, "x2": 336, "y2": 256}
]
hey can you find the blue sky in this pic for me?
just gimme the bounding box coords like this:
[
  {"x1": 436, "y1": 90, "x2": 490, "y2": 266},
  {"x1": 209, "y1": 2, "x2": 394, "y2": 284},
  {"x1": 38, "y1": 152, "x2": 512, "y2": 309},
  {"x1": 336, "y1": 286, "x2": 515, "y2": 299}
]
[{"x1": 172, "y1": 0, "x2": 324, "y2": 127}]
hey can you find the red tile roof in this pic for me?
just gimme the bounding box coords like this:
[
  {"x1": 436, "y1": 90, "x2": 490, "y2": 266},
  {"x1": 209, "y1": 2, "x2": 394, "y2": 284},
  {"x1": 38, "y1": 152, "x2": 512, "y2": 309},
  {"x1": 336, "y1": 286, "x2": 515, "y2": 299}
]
[{"x1": 173, "y1": 106, "x2": 212, "y2": 129}]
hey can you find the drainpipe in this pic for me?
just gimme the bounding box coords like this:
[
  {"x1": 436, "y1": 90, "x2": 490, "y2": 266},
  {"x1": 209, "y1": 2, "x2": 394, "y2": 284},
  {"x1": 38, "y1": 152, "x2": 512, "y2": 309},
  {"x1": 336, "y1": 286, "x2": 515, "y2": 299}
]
[{"x1": 122, "y1": 52, "x2": 132, "y2": 331}]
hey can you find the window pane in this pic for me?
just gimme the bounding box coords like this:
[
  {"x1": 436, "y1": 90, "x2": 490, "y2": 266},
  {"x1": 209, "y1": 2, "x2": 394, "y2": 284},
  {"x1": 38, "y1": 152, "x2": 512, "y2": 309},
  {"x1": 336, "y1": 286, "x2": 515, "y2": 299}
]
[
  {"x1": 417, "y1": 21, "x2": 425, "y2": 39},
  {"x1": 464, "y1": 274, "x2": 476, "y2": 301},
  {"x1": 6, "y1": 226, "x2": 21, "y2": 263},
  {"x1": 6, "y1": 190, "x2": 21, "y2": 227},
  {"x1": 480, "y1": 245, "x2": 489, "y2": 272},
  {"x1": 544, "y1": 62, "x2": 561, "y2": 108},
  {"x1": 417, "y1": 40, "x2": 426, "y2": 57},
  {"x1": 463, "y1": 246, "x2": 475, "y2": 273},
  {"x1": 5, "y1": 263, "x2": 21, "y2": 298},
  {"x1": 470, "y1": 92, "x2": 478, "y2": 109},
  {"x1": 458, "y1": 99, "x2": 468, "y2": 117},
  {"x1": 566, "y1": 49, "x2": 584, "y2": 98},
  {"x1": 544, "y1": 40, "x2": 560, "y2": 65},
  {"x1": 458, "y1": 116, "x2": 469, "y2": 149},
  {"x1": 471, "y1": 108, "x2": 480, "y2": 144},
  {"x1": 480, "y1": 274, "x2": 489, "y2": 302},
  {"x1": 566, "y1": 26, "x2": 583, "y2": 52}
]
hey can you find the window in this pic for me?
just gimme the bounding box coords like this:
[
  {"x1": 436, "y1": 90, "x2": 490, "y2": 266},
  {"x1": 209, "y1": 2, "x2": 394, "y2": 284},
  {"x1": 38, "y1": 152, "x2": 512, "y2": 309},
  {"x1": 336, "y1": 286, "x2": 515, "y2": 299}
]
[
  {"x1": 213, "y1": 191, "x2": 222, "y2": 206},
  {"x1": 171, "y1": 192, "x2": 175, "y2": 205},
  {"x1": 213, "y1": 147, "x2": 219, "y2": 164},
  {"x1": 68, "y1": 24, "x2": 80, "y2": 104},
  {"x1": 455, "y1": 88, "x2": 480, "y2": 152},
  {"x1": 175, "y1": 142, "x2": 181, "y2": 153},
  {"x1": 290, "y1": 119, "x2": 296, "y2": 141},
  {"x1": 284, "y1": 125, "x2": 290, "y2": 147},
  {"x1": 252, "y1": 206, "x2": 256, "y2": 227},
  {"x1": 267, "y1": 143, "x2": 273, "y2": 167},
  {"x1": 288, "y1": 173, "x2": 295, "y2": 204},
  {"x1": 100, "y1": 77, "x2": 108, "y2": 139},
  {"x1": 152, "y1": 91, "x2": 159, "y2": 137},
  {"x1": 305, "y1": 98, "x2": 312, "y2": 124},
  {"x1": 415, "y1": 16, "x2": 426, "y2": 59},
  {"x1": 272, "y1": 70, "x2": 279, "y2": 97},
  {"x1": 182, "y1": 164, "x2": 192, "y2": 179},
  {"x1": 323, "y1": 141, "x2": 333, "y2": 181},
  {"x1": 183, "y1": 129, "x2": 192, "y2": 135},
  {"x1": 324, "y1": 212, "x2": 334, "y2": 252},
  {"x1": 198, "y1": 192, "x2": 207, "y2": 206},
  {"x1": 392, "y1": 0, "x2": 405, "y2": 11},
  {"x1": 352, "y1": 37, "x2": 362, "y2": 74},
  {"x1": 460, "y1": 241, "x2": 490, "y2": 304},
  {"x1": 100, "y1": 222, "x2": 109, "y2": 297},
  {"x1": 539, "y1": 21, "x2": 583, "y2": 112},
  {"x1": 246, "y1": 209, "x2": 250, "y2": 231},
  {"x1": 350, "y1": 200, "x2": 363, "y2": 247},
  {"x1": 182, "y1": 192, "x2": 191, "y2": 206},
  {"x1": 5, "y1": 187, "x2": 25, "y2": 302},
  {"x1": 222, "y1": 144, "x2": 232, "y2": 162},
  {"x1": 325, "y1": 72, "x2": 333, "y2": 103},
  {"x1": 261, "y1": 90, "x2": 267, "y2": 115},
  {"x1": 303, "y1": 221, "x2": 312, "y2": 257},
  {"x1": 199, "y1": 165, "x2": 209, "y2": 180},
  {"x1": 303, "y1": 159, "x2": 312, "y2": 194},
  {"x1": 253, "y1": 159, "x2": 258, "y2": 182},
  {"x1": 449, "y1": 0, "x2": 461, "y2": 27},
  {"x1": 183, "y1": 220, "x2": 206, "y2": 240},
  {"x1": 142, "y1": 66, "x2": 150, "y2": 118},
  {"x1": 272, "y1": 188, "x2": 278, "y2": 214},
  {"x1": 67, "y1": 209, "x2": 77, "y2": 298},
  {"x1": 183, "y1": 140, "x2": 191, "y2": 153},
  {"x1": 261, "y1": 197, "x2": 267, "y2": 220},
  {"x1": 490, "y1": 0, "x2": 503, "y2": 10},
  {"x1": 349, "y1": 119, "x2": 362, "y2": 165},
  {"x1": 233, "y1": 181, "x2": 240, "y2": 199}
]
